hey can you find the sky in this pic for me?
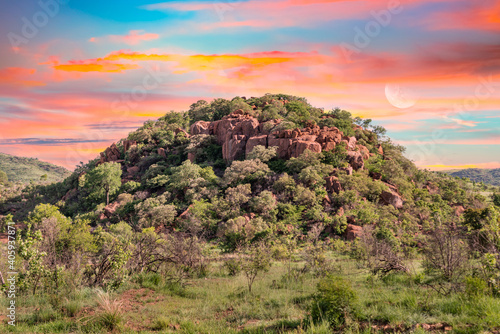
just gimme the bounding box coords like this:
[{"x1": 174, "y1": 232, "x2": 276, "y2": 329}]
[{"x1": 0, "y1": 0, "x2": 499, "y2": 170}]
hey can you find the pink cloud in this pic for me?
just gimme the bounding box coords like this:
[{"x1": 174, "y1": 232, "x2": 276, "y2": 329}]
[{"x1": 89, "y1": 30, "x2": 159, "y2": 45}]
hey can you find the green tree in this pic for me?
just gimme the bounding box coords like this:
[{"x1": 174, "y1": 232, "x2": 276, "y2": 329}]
[{"x1": 84, "y1": 162, "x2": 122, "y2": 205}]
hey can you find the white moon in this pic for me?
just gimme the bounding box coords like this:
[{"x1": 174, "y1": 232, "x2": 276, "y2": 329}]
[{"x1": 385, "y1": 83, "x2": 419, "y2": 109}]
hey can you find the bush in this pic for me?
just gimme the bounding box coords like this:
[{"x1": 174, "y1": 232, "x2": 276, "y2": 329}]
[{"x1": 310, "y1": 275, "x2": 358, "y2": 329}]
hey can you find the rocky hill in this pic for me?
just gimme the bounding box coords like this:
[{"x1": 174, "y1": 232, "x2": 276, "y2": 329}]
[
  {"x1": 2, "y1": 94, "x2": 491, "y2": 244},
  {"x1": 445, "y1": 168, "x2": 500, "y2": 186},
  {"x1": 0, "y1": 152, "x2": 71, "y2": 184}
]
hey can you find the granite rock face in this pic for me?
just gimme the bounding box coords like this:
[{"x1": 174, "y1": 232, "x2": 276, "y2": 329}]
[{"x1": 190, "y1": 112, "x2": 372, "y2": 170}]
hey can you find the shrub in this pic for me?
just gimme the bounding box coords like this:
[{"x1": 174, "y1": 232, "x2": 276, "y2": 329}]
[
  {"x1": 310, "y1": 275, "x2": 358, "y2": 329},
  {"x1": 247, "y1": 145, "x2": 277, "y2": 162},
  {"x1": 223, "y1": 159, "x2": 271, "y2": 186}
]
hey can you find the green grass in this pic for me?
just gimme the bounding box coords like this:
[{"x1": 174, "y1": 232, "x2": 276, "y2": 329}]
[{"x1": 2, "y1": 254, "x2": 500, "y2": 333}]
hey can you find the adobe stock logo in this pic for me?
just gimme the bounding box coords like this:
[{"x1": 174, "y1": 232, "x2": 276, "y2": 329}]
[{"x1": 7, "y1": 0, "x2": 69, "y2": 53}]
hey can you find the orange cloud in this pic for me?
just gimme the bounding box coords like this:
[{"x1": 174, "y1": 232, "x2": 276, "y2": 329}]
[
  {"x1": 53, "y1": 62, "x2": 139, "y2": 73},
  {"x1": 50, "y1": 50, "x2": 324, "y2": 74},
  {"x1": 89, "y1": 30, "x2": 160, "y2": 45}
]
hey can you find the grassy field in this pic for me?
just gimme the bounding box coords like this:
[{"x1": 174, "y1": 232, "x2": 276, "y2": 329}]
[{"x1": 2, "y1": 251, "x2": 500, "y2": 334}]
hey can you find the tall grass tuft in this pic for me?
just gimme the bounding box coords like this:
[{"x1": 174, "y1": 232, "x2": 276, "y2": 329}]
[{"x1": 95, "y1": 290, "x2": 123, "y2": 331}]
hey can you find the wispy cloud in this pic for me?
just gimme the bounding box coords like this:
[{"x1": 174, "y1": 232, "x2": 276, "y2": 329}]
[{"x1": 89, "y1": 30, "x2": 160, "y2": 45}]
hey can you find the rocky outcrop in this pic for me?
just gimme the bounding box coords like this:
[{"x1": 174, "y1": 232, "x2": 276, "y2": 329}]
[
  {"x1": 345, "y1": 224, "x2": 363, "y2": 240},
  {"x1": 189, "y1": 113, "x2": 372, "y2": 169},
  {"x1": 325, "y1": 176, "x2": 342, "y2": 194},
  {"x1": 123, "y1": 140, "x2": 137, "y2": 152},
  {"x1": 380, "y1": 190, "x2": 404, "y2": 209},
  {"x1": 99, "y1": 143, "x2": 122, "y2": 164},
  {"x1": 246, "y1": 135, "x2": 268, "y2": 156},
  {"x1": 158, "y1": 148, "x2": 166, "y2": 158},
  {"x1": 357, "y1": 145, "x2": 370, "y2": 160},
  {"x1": 346, "y1": 151, "x2": 364, "y2": 171},
  {"x1": 190, "y1": 121, "x2": 210, "y2": 135}
]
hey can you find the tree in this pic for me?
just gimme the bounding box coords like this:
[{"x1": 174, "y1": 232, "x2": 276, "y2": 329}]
[
  {"x1": 84, "y1": 162, "x2": 122, "y2": 205},
  {"x1": 238, "y1": 241, "x2": 272, "y2": 293}
]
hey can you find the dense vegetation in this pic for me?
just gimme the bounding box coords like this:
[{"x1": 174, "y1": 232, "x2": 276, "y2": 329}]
[
  {"x1": 1, "y1": 94, "x2": 500, "y2": 333},
  {"x1": 0, "y1": 152, "x2": 70, "y2": 184},
  {"x1": 445, "y1": 168, "x2": 500, "y2": 187}
]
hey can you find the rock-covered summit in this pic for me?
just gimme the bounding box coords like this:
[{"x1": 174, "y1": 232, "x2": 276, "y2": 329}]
[{"x1": 190, "y1": 109, "x2": 380, "y2": 171}]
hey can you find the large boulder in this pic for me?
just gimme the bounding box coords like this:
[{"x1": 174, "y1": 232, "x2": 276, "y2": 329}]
[
  {"x1": 246, "y1": 135, "x2": 268, "y2": 156},
  {"x1": 223, "y1": 135, "x2": 247, "y2": 161},
  {"x1": 346, "y1": 151, "x2": 364, "y2": 170},
  {"x1": 104, "y1": 201, "x2": 121, "y2": 217},
  {"x1": 357, "y1": 145, "x2": 370, "y2": 160},
  {"x1": 268, "y1": 136, "x2": 293, "y2": 159},
  {"x1": 123, "y1": 140, "x2": 136, "y2": 152},
  {"x1": 190, "y1": 121, "x2": 210, "y2": 135},
  {"x1": 346, "y1": 136, "x2": 357, "y2": 150},
  {"x1": 325, "y1": 176, "x2": 342, "y2": 194},
  {"x1": 290, "y1": 140, "x2": 322, "y2": 158},
  {"x1": 380, "y1": 190, "x2": 403, "y2": 209},
  {"x1": 345, "y1": 224, "x2": 363, "y2": 240}
]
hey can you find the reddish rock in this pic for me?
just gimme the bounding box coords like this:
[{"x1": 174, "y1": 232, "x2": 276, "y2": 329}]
[
  {"x1": 190, "y1": 121, "x2": 210, "y2": 135},
  {"x1": 299, "y1": 135, "x2": 317, "y2": 142},
  {"x1": 452, "y1": 205, "x2": 465, "y2": 216},
  {"x1": 345, "y1": 224, "x2": 363, "y2": 240},
  {"x1": 337, "y1": 207, "x2": 345, "y2": 217},
  {"x1": 104, "y1": 201, "x2": 121, "y2": 217},
  {"x1": 325, "y1": 176, "x2": 342, "y2": 194},
  {"x1": 158, "y1": 148, "x2": 166, "y2": 158},
  {"x1": 243, "y1": 213, "x2": 256, "y2": 223},
  {"x1": 376, "y1": 144, "x2": 384, "y2": 155},
  {"x1": 246, "y1": 135, "x2": 268, "y2": 157},
  {"x1": 369, "y1": 170, "x2": 382, "y2": 180},
  {"x1": 223, "y1": 135, "x2": 247, "y2": 161},
  {"x1": 188, "y1": 152, "x2": 196, "y2": 163},
  {"x1": 268, "y1": 137, "x2": 293, "y2": 159},
  {"x1": 321, "y1": 141, "x2": 336, "y2": 151},
  {"x1": 380, "y1": 190, "x2": 404, "y2": 209},
  {"x1": 179, "y1": 205, "x2": 193, "y2": 219},
  {"x1": 346, "y1": 136, "x2": 357, "y2": 149},
  {"x1": 123, "y1": 140, "x2": 136, "y2": 152},
  {"x1": 290, "y1": 140, "x2": 322, "y2": 158},
  {"x1": 99, "y1": 143, "x2": 121, "y2": 164},
  {"x1": 346, "y1": 151, "x2": 364, "y2": 170},
  {"x1": 340, "y1": 166, "x2": 353, "y2": 175},
  {"x1": 357, "y1": 145, "x2": 370, "y2": 160},
  {"x1": 127, "y1": 166, "x2": 140, "y2": 175},
  {"x1": 323, "y1": 194, "x2": 331, "y2": 204}
]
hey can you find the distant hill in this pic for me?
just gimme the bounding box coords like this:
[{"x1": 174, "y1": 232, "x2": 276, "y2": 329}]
[
  {"x1": 0, "y1": 152, "x2": 71, "y2": 183},
  {"x1": 445, "y1": 168, "x2": 500, "y2": 186}
]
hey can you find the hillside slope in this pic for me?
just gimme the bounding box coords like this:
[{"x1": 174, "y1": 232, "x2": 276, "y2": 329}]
[
  {"x1": 3, "y1": 94, "x2": 493, "y2": 233},
  {"x1": 445, "y1": 168, "x2": 500, "y2": 186},
  {"x1": 0, "y1": 152, "x2": 71, "y2": 183}
]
